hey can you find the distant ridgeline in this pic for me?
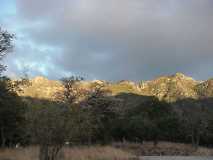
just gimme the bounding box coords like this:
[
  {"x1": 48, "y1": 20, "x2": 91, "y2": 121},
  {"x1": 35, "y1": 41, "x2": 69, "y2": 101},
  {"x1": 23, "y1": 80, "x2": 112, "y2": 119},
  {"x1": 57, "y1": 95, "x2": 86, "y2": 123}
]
[{"x1": 18, "y1": 73, "x2": 213, "y2": 103}]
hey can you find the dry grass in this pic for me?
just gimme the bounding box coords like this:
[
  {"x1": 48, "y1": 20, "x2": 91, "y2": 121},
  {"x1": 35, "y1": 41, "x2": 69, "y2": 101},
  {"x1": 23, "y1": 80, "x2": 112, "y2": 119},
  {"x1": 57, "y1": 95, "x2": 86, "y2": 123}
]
[
  {"x1": 0, "y1": 146, "x2": 39, "y2": 160},
  {"x1": 63, "y1": 146, "x2": 133, "y2": 160},
  {"x1": 1, "y1": 142, "x2": 213, "y2": 160},
  {"x1": 113, "y1": 141, "x2": 213, "y2": 156},
  {"x1": 0, "y1": 145, "x2": 133, "y2": 160}
]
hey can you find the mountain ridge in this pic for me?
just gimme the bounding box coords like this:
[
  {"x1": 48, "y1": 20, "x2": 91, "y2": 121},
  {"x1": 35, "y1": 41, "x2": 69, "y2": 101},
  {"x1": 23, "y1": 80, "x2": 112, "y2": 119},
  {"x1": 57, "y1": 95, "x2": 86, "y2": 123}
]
[{"x1": 18, "y1": 73, "x2": 213, "y2": 102}]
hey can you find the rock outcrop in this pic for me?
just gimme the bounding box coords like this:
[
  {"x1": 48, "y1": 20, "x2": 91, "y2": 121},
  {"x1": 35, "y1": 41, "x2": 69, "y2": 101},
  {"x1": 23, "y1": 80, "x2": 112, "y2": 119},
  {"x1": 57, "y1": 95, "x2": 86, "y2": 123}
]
[
  {"x1": 18, "y1": 76, "x2": 63, "y2": 100},
  {"x1": 139, "y1": 73, "x2": 199, "y2": 102}
]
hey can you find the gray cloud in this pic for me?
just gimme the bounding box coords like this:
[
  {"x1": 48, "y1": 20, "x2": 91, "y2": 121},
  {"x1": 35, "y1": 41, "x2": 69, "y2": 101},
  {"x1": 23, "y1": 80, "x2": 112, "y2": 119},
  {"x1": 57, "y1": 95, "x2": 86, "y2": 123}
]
[{"x1": 4, "y1": 0, "x2": 213, "y2": 80}]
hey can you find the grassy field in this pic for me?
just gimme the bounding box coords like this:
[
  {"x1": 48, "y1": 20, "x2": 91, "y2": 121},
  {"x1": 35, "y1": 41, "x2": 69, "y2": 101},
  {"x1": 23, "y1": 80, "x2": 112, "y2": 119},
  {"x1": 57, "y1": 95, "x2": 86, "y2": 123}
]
[
  {"x1": 113, "y1": 141, "x2": 213, "y2": 156},
  {"x1": 0, "y1": 145, "x2": 132, "y2": 160},
  {"x1": 1, "y1": 142, "x2": 213, "y2": 160}
]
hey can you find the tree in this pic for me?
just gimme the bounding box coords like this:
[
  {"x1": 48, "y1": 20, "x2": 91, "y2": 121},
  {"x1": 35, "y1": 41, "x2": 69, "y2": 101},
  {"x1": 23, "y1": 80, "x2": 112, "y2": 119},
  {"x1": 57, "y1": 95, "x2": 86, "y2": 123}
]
[
  {"x1": 0, "y1": 77, "x2": 25, "y2": 147},
  {"x1": 0, "y1": 27, "x2": 30, "y2": 148},
  {"x1": 57, "y1": 76, "x2": 100, "y2": 144},
  {"x1": 205, "y1": 110, "x2": 213, "y2": 146},
  {"x1": 145, "y1": 100, "x2": 177, "y2": 145},
  {"x1": 0, "y1": 27, "x2": 14, "y2": 73},
  {"x1": 27, "y1": 79, "x2": 110, "y2": 159},
  {"x1": 84, "y1": 83, "x2": 122, "y2": 144},
  {"x1": 26, "y1": 104, "x2": 71, "y2": 160},
  {"x1": 127, "y1": 97, "x2": 175, "y2": 145},
  {"x1": 180, "y1": 105, "x2": 208, "y2": 149},
  {"x1": 57, "y1": 76, "x2": 84, "y2": 104},
  {"x1": 26, "y1": 76, "x2": 87, "y2": 160}
]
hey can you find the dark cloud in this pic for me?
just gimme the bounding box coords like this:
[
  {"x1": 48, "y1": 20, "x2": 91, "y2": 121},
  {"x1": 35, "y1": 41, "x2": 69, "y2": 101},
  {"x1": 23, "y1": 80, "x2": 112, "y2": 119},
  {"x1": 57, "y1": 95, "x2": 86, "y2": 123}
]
[{"x1": 4, "y1": 0, "x2": 213, "y2": 80}]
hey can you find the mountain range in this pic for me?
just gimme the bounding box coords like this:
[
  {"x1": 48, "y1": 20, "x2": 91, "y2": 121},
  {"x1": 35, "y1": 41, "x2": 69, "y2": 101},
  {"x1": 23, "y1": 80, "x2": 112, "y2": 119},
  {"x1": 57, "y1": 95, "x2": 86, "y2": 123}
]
[{"x1": 18, "y1": 73, "x2": 213, "y2": 103}]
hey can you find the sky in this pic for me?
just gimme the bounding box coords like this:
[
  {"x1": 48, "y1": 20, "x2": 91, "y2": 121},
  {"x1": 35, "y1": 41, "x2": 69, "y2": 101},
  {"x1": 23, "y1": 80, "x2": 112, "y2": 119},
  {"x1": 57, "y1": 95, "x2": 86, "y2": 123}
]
[{"x1": 0, "y1": 0, "x2": 213, "y2": 81}]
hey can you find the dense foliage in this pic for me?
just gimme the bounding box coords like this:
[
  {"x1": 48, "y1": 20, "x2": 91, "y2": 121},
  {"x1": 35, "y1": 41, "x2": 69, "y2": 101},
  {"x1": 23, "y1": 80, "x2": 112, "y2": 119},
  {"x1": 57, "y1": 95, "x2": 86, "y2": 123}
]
[
  {"x1": 0, "y1": 77, "x2": 26, "y2": 147},
  {"x1": 21, "y1": 85, "x2": 213, "y2": 149}
]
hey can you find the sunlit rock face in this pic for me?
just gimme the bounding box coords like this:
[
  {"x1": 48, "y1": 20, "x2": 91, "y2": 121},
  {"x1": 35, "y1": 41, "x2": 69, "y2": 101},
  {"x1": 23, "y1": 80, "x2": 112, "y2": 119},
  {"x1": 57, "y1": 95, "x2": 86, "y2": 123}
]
[
  {"x1": 19, "y1": 77, "x2": 109, "y2": 101},
  {"x1": 139, "y1": 73, "x2": 199, "y2": 102},
  {"x1": 196, "y1": 78, "x2": 213, "y2": 98},
  {"x1": 18, "y1": 76, "x2": 63, "y2": 100},
  {"x1": 19, "y1": 73, "x2": 213, "y2": 102}
]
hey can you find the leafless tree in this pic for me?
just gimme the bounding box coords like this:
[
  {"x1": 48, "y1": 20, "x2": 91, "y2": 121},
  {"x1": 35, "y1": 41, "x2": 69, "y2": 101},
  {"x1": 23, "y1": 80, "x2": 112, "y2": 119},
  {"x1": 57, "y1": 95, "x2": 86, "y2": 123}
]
[{"x1": 56, "y1": 76, "x2": 84, "y2": 104}]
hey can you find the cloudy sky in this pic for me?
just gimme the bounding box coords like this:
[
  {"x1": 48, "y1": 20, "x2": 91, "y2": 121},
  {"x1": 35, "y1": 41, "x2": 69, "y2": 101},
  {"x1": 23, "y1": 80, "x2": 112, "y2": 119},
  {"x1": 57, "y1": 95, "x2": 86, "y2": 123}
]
[{"x1": 0, "y1": 0, "x2": 213, "y2": 81}]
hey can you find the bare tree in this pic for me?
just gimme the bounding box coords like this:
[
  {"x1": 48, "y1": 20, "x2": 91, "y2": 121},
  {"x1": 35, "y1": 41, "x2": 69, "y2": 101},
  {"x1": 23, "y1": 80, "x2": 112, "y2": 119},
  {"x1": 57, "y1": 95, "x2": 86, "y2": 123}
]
[{"x1": 56, "y1": 76, "x2": 84, "y2": 104}]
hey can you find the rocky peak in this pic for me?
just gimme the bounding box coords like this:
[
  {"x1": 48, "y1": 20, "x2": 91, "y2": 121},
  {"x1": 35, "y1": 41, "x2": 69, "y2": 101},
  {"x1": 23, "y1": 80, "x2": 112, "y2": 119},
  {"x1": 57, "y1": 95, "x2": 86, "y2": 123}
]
[
  {"x1": 172, "y1": 72, "x2": 195, "y2": 81},
  {"x1": 92, "y1": 80, "x2": 107, "y2": 85},
  {"x1": 174, "y1": 72, "x2": 186, "y2": 78},
  {"x1": 32, "y1": 76, "x2": 49, "y2": 84},
  {"x1": 139, "y1": 73, "x2": 199, "y2": 102}
]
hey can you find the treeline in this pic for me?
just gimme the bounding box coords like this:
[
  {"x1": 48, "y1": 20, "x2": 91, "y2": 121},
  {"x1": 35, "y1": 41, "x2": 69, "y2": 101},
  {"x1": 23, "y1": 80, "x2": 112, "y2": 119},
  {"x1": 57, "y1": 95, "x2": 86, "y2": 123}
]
[{"x1": 1, "y1": 76, "x2": 213, "y2": 154}]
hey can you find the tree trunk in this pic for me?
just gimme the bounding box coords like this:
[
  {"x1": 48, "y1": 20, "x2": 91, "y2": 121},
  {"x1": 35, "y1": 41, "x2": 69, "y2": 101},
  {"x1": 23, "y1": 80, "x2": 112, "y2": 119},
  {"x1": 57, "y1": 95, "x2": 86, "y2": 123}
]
[
  {"x1": 88, "y1": 136, "x2": 92, "y2": 146},
  {"x1": 153, "y1": 134, "x2": 158, "y2": 146},
  {"x1": 39, "y1": 145, "x2": 62, "y2": 160},
  {"x1": 195, "y1": 133, "x2": 200, "y2": 150},
  {"x1": 191, "y1": 130, "x2": 200, "y2": 150},
  {"x1": 191, "y1": 135, "x2": 195, "y2": 147},
  {"x1": 49, "y1": 146, "x2": 62, "y2": 160},
  {"x1": 153, "y1": 139, "x2": 158, "y2": 146},
  {"x1": 39, "y1": 145, "x2": 49, "y2": 160},
  {"x1": 0, "y1": 126, "x2": 6, "y2": 148}
]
